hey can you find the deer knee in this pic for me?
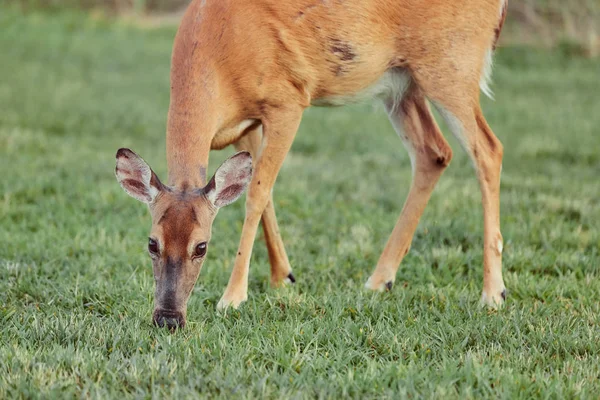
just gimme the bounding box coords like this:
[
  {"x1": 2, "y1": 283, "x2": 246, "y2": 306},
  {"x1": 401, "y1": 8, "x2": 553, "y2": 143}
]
[
  {"x1": 475, "y1": 113, "x2": 503, "y2": 163},
  {"x1": 424, "y1": 141, "x2": 453, "y2": 170}
]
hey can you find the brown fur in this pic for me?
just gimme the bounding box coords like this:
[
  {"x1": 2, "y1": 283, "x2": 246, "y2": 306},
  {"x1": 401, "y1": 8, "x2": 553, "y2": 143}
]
[
  {"x1": 165, "y1": 0, "x2": 504, "y2": 187},
  {"x1": 126, "y1": 0, "x2": 509, "y2": 322},
  {"x1": 148, "y1": 191, "x2": 216, "y2": 323}
]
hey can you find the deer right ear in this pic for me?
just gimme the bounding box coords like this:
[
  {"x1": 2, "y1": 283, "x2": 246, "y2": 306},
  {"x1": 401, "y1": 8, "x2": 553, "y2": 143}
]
[
  {"x1": 115, "y1": 148, "x2": 163, "y2": 204},
  {"x1": 204, "y1": 151, "x2": 253, "y2": 208}
]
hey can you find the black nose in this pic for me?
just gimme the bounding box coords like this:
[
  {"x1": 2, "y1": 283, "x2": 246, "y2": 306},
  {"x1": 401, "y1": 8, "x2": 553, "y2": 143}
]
[{"x1": 153, "y1": 309, "x2": 185, "y2": 331}]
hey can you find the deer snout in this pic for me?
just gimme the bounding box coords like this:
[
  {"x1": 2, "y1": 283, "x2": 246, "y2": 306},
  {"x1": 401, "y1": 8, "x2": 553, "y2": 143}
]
[{"x1": 153, "y1": 309, "x2": 185, "y2": 331}]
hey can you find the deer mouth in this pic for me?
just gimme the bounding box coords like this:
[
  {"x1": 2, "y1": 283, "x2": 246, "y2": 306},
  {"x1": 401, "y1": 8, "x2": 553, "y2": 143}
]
[{"x1": 153, "y1": 308, "x2": 186, "y2": 331}]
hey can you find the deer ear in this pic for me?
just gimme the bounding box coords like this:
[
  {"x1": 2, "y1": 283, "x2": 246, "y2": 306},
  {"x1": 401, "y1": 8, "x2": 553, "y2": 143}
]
[
  {"x1": 115, "y1": 148, "x2": 163, "y2": 204},
  {"x1": 205, "y1": 152, "x2": 253, "y2": 208}
]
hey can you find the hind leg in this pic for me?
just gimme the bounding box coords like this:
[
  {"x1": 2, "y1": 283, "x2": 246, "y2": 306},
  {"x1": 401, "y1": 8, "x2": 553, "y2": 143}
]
[
  {"x1": 404, "y1": 29, "x2": 507, "y2": 306},
  {"x1": 408, "y1": 60, "x2": 505, "y2": 306},
  {"x1": 434, "y1": 99, "x2": 506, "y2": 306},
  {"x1": 234, "y1": 127, "x2": 294, "y2": 287},
  {"x1": 366, "y1": 83, "x2": 452, "y2": 290}
]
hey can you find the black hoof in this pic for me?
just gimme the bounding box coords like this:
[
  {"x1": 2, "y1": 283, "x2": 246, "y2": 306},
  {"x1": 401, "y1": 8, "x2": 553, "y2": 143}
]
[
  {"x1": 385, "y1": 281, "x2": 393, "y2": 291},
  {"x1": 501, "y1": 289, "x2": 507, "y2": 301},
  {"x1": 287, "y1": 273, "x2": 296, "y2": 284}
]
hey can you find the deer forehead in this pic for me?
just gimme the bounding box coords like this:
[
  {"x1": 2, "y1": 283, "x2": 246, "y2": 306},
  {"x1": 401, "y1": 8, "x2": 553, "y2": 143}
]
[{"x1": 151, "y1": 193, "x2": 214, "y2": 249}]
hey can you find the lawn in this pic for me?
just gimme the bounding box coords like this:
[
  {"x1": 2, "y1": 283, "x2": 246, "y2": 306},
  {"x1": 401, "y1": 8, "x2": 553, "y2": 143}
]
[{"x1": 1, "y1": 9, "x2": 599, "y2": 399}]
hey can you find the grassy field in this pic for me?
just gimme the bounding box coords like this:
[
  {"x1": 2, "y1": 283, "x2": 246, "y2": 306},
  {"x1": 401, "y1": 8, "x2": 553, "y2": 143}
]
[{"x1": 1, "y1": 10, "x2": 600, "y2": 399}]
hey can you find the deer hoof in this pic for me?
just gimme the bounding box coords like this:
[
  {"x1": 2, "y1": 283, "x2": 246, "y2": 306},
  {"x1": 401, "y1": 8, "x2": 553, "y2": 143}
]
[
  {"x1": 285, "y1": 272, "x2": 296, "y2": 284},
  {"x1": 364, "y1": 276, "x2": 394, "y2": 292},
  {"x1": 217, "y1": 293, "x2": 247, "y2": 311},
  {"x1": 480, "y1": 288, "x2": 506, "y2": 309}
]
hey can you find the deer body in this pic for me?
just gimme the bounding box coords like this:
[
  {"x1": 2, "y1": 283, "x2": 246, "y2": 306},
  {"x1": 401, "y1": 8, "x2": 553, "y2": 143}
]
[{"x1": 116, "y1": 0, "x2": 509, "y2": 329}]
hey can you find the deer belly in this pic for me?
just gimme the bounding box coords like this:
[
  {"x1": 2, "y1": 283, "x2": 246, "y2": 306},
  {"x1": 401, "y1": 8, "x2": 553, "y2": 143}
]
[{"x1": 311, "y1": 68, "x2": 410, "y2": 107}]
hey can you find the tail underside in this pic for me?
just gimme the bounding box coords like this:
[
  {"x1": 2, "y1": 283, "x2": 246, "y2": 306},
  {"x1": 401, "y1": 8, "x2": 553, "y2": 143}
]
[{"x1": 480, "y1": 0, "x2": 508, "y2": 99}]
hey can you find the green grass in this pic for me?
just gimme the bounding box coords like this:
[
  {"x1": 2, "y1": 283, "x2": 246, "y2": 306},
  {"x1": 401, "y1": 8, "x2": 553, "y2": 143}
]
[{"x1": 1, "y1": 10, "x2": 600, "y2": 399}]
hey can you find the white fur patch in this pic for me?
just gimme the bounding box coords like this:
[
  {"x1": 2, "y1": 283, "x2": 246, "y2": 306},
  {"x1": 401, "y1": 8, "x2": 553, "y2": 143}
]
[
  {"x1": 235, "y1": 119, "x2": 258, "y2": 134},
  {"x1": 480, "y1": 49, "x2": 495, "y2": 100},
  {"x1": 311, "y1": 68, "x2": 411, "y2": 108},
  {"x1": 479, "y1": 0, "x2": 507, "y2": 100},
  {"x1": 432, "y1": 103, "x2": 471, "y2": 155}
]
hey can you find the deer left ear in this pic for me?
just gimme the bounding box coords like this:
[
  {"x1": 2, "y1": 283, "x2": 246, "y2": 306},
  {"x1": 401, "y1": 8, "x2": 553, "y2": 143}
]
[
  {"x1": 115, "y1": 148, "x2": 164, "y2": 204},
  {"x1": 204, "y1": 152, "x2": 253, "y2": 208}
]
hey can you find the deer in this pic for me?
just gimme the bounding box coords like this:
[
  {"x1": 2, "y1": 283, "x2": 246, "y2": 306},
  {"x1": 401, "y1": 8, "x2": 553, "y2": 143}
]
[{"x1": 115, "y1": 0, "x2": 509, "y2": 330}]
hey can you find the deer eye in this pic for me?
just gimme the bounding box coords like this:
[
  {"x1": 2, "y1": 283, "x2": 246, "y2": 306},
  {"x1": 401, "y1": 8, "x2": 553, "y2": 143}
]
[
  {"x1": 148, "y1": 238, "x2": 159, "y2": 256},
  {"x1": 193, "y1": 242, "x2": 207, "y2": 259}
]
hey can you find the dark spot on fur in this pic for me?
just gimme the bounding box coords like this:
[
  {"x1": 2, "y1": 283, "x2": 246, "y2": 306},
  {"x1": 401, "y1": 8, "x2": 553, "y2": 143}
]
[
  {"x1": 257, "y1": 180, "x2": 261, "y2": 185},
  {"x1": 331, "y1": 64, "x2": 345, "y2": 76},
  {"x1": 296, "y1": 3, "x2": 320, "y2": 21},
  {"x1": 238, "y1": 252, "x2": 241, "y2": 256},
  {"x1": 329, "y1": 38, "x2": 356, "y2": 61},
  {"x1": 327, "y1": 38, "x2": 357, "y2": 76},
  {"x1": 385, "y1": 281, "x2": 393, "y2": 291}
]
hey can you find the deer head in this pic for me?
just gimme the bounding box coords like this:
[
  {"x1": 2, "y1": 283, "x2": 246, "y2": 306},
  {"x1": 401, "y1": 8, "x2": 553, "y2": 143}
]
[{"x1": 115, "y1": 148, "x2": 252, "y2": 330}]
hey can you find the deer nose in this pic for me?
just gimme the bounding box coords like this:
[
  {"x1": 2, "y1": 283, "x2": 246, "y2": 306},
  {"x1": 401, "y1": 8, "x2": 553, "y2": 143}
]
[{"x1": 153, "y1": 309, "x2": 185, "y2": 331}]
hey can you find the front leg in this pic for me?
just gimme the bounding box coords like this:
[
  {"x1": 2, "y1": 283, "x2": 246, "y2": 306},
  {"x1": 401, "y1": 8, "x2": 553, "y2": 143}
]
[
  {"x1": 234, "y1": 127, "x2": 294, "y2": 287},
  {"x1": 217, "y1": 106, "x2": 304, "y2": 310}
]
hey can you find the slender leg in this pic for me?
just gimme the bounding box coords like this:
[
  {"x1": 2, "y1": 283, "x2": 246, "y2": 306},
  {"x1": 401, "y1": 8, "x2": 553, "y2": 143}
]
[
  {"x1": 435, "y1": 102, "x2": 506, "y2": 306},
  {"x1": 366, "y1": 85, "x2": 453, "y2": 291},
  {"x1": 234, "y1": 127, "x2": 294, "y2": 286},
  {"x1": 218, "y1": 107, "x2": 303, "y2": 310}
]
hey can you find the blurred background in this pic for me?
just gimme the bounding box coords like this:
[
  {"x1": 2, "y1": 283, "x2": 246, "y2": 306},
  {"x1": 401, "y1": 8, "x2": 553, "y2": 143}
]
[{"x1": 1, "y1": 1, "x2": 599, "y2": 397}]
